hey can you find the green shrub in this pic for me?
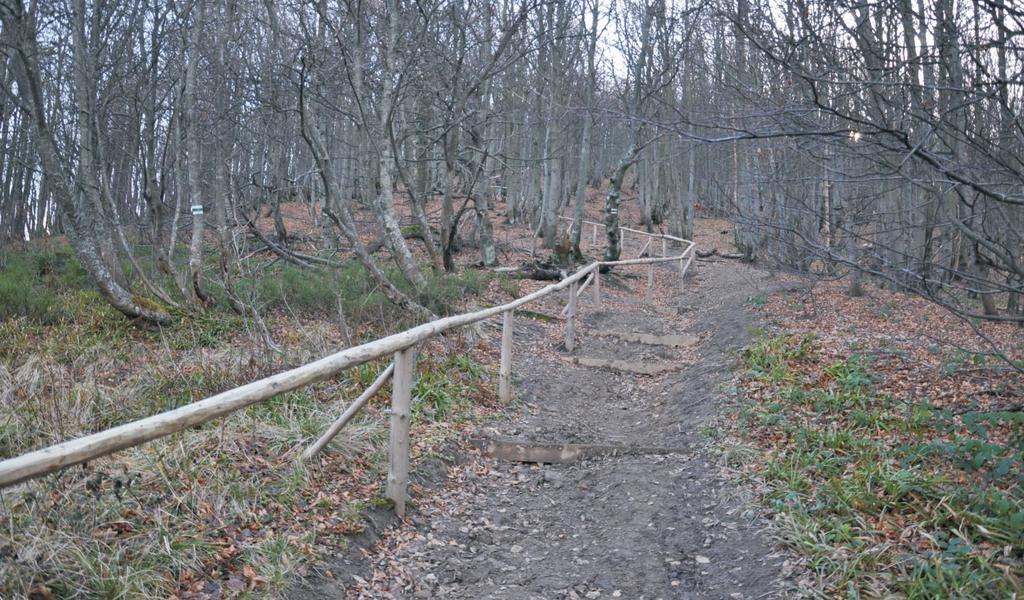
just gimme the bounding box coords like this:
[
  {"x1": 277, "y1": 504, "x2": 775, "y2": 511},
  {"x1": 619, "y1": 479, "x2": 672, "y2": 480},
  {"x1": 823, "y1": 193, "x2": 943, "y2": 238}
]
[
  {"x1": 415, "y1": 268, "x2": 489, "y2": 315},
  {"x1": 240, "y1": 261, "x2": 490, "y2": 324},
  {"x1": 0, "y1": 246, "x2": 87, "y2": 323}
]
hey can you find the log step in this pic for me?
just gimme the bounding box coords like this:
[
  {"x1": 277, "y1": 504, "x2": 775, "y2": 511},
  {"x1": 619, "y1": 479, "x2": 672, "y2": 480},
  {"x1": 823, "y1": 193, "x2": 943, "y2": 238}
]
[{"x1": 592, "y1": 330, "x2": 698, "y2": 348}]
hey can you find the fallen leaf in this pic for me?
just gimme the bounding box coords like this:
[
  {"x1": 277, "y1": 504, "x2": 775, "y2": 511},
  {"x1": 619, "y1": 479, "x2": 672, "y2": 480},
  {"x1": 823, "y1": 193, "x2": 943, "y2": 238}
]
[{"x1": 28, "y1": 584, "x2": 55, "y2": 600}]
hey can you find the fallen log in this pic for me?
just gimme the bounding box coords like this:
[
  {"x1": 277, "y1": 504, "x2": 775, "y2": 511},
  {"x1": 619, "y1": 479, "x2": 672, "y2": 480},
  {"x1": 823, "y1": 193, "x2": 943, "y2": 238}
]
[
  {"x1": 695, "y1": 247, "x2": 746, "y2": 260},
  {"x1": 491, "y1": 262, "x2": 567, "y2": 281}
]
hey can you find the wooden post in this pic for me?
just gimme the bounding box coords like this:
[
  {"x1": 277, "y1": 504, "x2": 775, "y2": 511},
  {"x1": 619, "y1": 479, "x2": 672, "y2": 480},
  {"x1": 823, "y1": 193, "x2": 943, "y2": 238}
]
[
  {"x1": 387, "y1": 345, "x2": 418, "y2": 517},
  {"x1": 565, "y1": 281, "x2": 577, "y2": 351},
  {"x1": 636, "y1": 238, "x2": 651, "y2": 259},
  {"x1": 562, "y1": 271, "x2": 594, "y2": 316},
  {"x1": 647, "y1": 262, "x2": 654, "y2": 297},
  {"x1": 499, "y1": 311, "x2": 513, "y2": 403},
  {"x1": 661, "y1": 237, "x2": 667, "y2": 257},
  {"x1": 680, "y1": 255, "x2": 686, "y2": 294},
  {"x1": 302, "y1": 362, "x2": 395, "y2": 461},
  {"x1": 592, "y1": 269, "x2": 600, "y2": 306},
  {"x1": 0, "y1": 261, "x2": 603, "y2": 490},
  {"x1": 592, "y1": 223, "x2": 598, "y2": 246}
]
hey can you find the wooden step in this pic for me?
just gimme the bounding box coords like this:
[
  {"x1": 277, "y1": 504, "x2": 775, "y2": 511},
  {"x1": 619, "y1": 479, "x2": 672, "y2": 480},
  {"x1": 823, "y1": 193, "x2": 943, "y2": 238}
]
[{"x1": 592, "y1": 330, "x2": 698, "y2": 348}]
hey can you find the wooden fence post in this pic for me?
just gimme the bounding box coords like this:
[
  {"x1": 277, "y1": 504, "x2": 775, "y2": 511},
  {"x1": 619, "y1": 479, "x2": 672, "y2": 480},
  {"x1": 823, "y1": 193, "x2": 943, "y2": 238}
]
[
  {"x1": 499, "y1": 311, "x2": 513, "y2": 403},
  {"x1": 565, "y1": 281, "x2": 578, "y2": 351},
  {"x1": 679, "y1": 249, "x2": 695, "y2": 294},
  {"x1": 592, "y1": 223, "x2": 598, "y2": 246},
  {"x1": 679, "y1": 255, "x2": 686, "y2": 294},
  {"x1": 387, "y1": 345, "x2": 418, "y2": 517},
  {"x1": 662, "y1": 237, "x2": 667, "y2": 257},
  {"x1": 592, "y1": 269, "x2": 600, "y2": 306},
  {"x1": 647, "y1": 262, "x2": 654, "y2": 297},
  {"x1": 683, "y1": 252, "x2": 694, "y2": 287}
]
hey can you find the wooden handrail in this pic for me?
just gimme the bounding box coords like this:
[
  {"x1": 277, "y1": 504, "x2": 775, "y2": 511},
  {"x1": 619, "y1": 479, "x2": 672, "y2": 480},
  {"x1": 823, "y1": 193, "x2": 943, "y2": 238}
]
[
  {"x1": 558, "y1": 216, "x2": 689, "y2": 245},
  {"x1": 0, "y1": 234, "x2": 695, "y2": 493},
  {"x1": 0, "y1": 263, "x2": 593, "y2": 487}
]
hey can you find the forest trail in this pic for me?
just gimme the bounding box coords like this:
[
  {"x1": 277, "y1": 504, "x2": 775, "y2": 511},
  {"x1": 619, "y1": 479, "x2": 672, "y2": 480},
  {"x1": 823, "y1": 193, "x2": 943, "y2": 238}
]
[{"x1": 315, "y1": 258, "x2": 790, "y2": 599}]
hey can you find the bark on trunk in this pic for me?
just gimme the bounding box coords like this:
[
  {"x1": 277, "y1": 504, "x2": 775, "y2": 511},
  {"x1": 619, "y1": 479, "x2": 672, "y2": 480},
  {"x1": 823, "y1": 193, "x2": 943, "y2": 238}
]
[
  {"x1": 298, "y1": 61, "x2": 434, "y2": 319},
  {"x1": 183, "y1": 0, "x2": 209, "y2": 305},
  {"x1": 602, "y1": 143, "x2": 643, "y2": 266}
]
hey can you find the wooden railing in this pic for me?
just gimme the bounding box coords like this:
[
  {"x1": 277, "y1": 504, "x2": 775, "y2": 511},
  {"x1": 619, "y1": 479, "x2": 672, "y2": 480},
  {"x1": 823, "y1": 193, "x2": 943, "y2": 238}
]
[{"x1": 0, "y1": 221, "x2": 695, "y2": 516}]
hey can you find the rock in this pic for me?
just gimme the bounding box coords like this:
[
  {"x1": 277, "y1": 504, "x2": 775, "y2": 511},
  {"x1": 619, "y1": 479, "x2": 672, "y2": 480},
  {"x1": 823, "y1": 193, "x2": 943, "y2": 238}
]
[
  {"x1": 470, "y1": 530, "x2": 493, "y2": 545},
  {"x1": 543, "y1": 469, "x2": 564, "y2": 487}
]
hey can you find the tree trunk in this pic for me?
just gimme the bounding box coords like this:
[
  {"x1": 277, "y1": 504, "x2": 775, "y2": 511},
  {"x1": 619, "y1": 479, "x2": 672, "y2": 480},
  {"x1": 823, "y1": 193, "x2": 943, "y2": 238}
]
[
  {"x1": 602, "y1": 143, "x2": 642, "y2": 265},
  {"x1": 184, "y1": 0, "x2": 209, "y2": 305},
  {"x1": 298, "y1": 59, "x2": 433, "y2": 319},
  {"x1": 2, "y1": 1, "x2": 170, "y2": 324}
]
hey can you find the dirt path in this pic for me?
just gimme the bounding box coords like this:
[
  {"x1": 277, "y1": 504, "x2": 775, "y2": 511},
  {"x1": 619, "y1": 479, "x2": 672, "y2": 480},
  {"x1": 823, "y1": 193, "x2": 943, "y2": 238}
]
[{"x1": 333, "y1": 258, "x2": 791, "y2": 599}]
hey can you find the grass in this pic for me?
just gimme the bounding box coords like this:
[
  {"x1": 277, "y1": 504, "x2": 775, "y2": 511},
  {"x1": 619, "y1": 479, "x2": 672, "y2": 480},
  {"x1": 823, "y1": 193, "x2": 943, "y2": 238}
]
[
  {"x1": 735, "y1": 334, "x2": 1024, "y2": 597},
  {"x1": 0, "y1": 245, "x2": 89, "y2": 324},
  {"x1": 238, "y1": 260, "x2": 490, "y2": 326},
  {"x1": 0, "y1": 243, "x2": 504, "y2": 598}
]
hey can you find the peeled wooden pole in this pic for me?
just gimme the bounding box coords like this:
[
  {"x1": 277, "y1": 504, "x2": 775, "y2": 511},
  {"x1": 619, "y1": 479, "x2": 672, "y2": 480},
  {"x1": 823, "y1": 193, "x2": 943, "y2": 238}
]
[
  {"x1": 636, "y1": 238, "x2": 651, "y2": 259},
  {"x1": 591, "y1": 223, "x2": 598, "y2": 246},
  {"x1": 0, "y1": 243, "x2": 699, "y2": 491},
  {"x1": 499, "y1": 311, "x2": 513, "y2": 403},
  {"x1": 565, "y1": 281, "x2": 578, "y2": 351},
  {"x1": 647, "y1": 262, "x2": 654, "y2": 296},
  {"x1": 562, "y1": 272, "x2": 595, "y2": 316},
  {"x1": 387, "y1": 346, "x2": 418, "y2": 517},
  {"x1": 680, "y1": 256, "x2": 686, "y2": 293},
  {"x1": 302, "y1": 362, "x2": 394, "y2": 461},
  {"x1": 0, "y1": 263, "x2": 599, "y2": 489},
  {"x1": 0, "y1": 239, "x2": 699, "y2": 495},
  {"x1": 593, "y1": 269, "x2": 601, "y2": 306},
  {"x1": 558, "y1": 216, "x2": 691, "y2": 247},
  {"x1": 576, "y1": 271, "x2": 594, "y2": 297},
  {"x1": 662, "y1": 237, "x2": 667, "y2": 257},
  {"x1": 679, "y1": 248, "x2": 694, "y2": 292}
]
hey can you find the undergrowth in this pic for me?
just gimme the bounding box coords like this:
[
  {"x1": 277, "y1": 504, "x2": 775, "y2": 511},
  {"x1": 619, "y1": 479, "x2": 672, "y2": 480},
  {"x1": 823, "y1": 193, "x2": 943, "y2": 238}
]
[
  {"x1": 736, "y1": 333, "x2": 1024, "y2": 598},
  {"x1": 0, "y1": 245, "x2": 88, "y2": 323},
  {"x1": 239, "y1": 261, "x2": 489, "y2": 324},
  {"x1": 0, "y1": 243, "x2": 502, "y2": 598}
]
